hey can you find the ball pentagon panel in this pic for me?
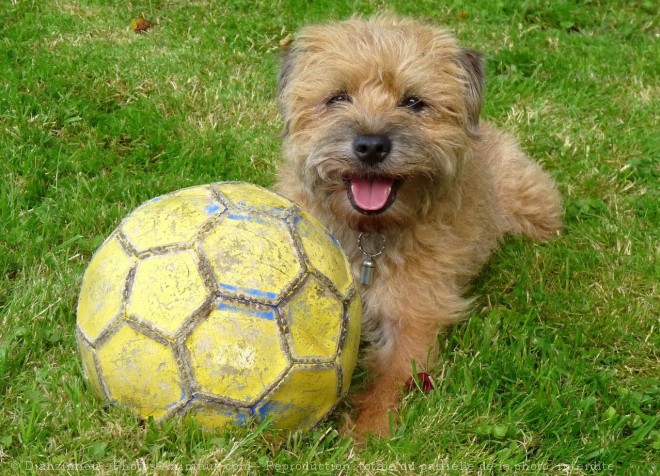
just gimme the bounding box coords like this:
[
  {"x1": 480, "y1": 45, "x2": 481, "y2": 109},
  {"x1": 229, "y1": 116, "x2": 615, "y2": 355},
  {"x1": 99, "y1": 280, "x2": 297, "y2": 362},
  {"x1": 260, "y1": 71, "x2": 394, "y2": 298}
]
[
  {"x1": 214, "y1": 182, "x2": 293, "y2": 215},
  {"x1": 199, "y1": 212, "x2": 303, "y2": 304},
  {"x1": 281, "y1": 277, "x2": 343, "y2": 361},
  {"x1": 121, "y1": 186, "x2": 226, "y2": 253},
  {"x1": 126, "y1": 250, "x2": 210, "y2": 338},
  {"x1": 254, "y1": 365, "x2": 339, "y2": 430},
  {"x1": 77, "y1": 234, "x2": 135, "y2": 343},
  {"x1": 97, "y1": 325, "x2": 186, "y2": 420},
  {"x1": 294, "y1": 211, "x2": 354, "y2": 298},
  {"x1": 185, "y1": 301, "x2": 290, "y2": 404}
]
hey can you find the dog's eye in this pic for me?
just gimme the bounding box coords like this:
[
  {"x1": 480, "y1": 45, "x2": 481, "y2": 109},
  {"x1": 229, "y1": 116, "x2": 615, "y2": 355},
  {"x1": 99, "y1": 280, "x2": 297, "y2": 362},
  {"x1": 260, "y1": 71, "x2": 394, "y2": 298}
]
[
  {"x1": 400, "y1": 97, "x2": 427, "y2": 112},
  {"x1": 326, "y1": 94, "x2": 352, "y2": 105}
]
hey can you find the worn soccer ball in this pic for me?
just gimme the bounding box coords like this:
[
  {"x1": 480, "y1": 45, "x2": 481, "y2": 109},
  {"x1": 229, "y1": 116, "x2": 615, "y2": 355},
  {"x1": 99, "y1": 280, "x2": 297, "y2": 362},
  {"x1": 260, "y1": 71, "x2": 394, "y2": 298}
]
[{"x1": 76, "y1": 182, "x2": 361, "y2": 431}]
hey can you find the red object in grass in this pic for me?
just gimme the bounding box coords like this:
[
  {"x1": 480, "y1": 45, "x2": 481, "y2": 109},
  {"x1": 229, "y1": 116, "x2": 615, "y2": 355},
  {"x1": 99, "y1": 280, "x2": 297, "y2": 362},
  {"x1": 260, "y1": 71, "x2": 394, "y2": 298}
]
[{"x1": 405, "y1": 372, "x2": 434, "y2": 392}]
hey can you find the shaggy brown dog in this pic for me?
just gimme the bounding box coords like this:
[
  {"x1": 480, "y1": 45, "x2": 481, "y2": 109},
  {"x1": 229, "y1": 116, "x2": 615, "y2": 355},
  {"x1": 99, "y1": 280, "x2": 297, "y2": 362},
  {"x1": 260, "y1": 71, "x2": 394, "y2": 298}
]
[{"x1": 274, "y1": 15, "x2": 562, "y2": 438}]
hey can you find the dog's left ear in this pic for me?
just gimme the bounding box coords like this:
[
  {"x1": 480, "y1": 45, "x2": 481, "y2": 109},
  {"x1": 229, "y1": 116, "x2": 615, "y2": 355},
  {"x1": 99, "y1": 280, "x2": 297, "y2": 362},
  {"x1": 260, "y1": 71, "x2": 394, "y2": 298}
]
[
  {"x1": 278, "y1": 46, "x2": 294, "y2": 101},
  {"x1": 457, "y1": 48, "x2": 485, "y2": 132},
  {"x1": 277, "y1": 43, "x2": 297, "y2": 135}
]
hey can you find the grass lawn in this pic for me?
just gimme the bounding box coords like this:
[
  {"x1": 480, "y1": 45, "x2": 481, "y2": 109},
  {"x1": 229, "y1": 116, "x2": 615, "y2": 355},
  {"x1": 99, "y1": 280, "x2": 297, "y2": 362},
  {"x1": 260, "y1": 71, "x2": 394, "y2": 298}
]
[{"x1": 1, "y1": 0, "x2": 658, "y2": 474}]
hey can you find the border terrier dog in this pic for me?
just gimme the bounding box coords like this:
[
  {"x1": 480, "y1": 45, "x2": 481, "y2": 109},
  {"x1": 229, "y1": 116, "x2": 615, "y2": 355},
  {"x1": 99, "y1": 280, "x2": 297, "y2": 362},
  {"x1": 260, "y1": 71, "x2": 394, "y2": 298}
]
[{"x1": 274, "y1": 15, "x2": 562, "y2": 438}]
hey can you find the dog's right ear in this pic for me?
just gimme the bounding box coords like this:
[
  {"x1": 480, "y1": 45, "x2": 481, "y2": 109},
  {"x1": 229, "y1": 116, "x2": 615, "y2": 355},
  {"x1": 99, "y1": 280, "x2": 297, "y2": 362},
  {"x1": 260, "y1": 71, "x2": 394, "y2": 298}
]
[
  {"x1": 457, "y1": 48, "x2": 485, "y2": 133},
  {"x1": 278, "y1": 47, "x2": 294, "y2": 99}
]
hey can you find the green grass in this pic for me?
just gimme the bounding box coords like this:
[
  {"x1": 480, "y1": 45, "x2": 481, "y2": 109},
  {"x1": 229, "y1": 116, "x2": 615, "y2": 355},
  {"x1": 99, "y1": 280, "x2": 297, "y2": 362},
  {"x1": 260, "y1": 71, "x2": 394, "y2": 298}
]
[{"x1": 1, "y1": 0, "x2": 658, "y2": 474}]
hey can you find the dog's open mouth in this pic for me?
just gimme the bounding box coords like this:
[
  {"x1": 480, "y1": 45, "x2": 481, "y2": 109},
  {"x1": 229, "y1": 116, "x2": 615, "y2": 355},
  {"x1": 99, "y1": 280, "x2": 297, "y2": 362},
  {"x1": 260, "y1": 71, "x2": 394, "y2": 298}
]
[{"x1": 345, "y1": 176, "x2": 403, "y2": 215}]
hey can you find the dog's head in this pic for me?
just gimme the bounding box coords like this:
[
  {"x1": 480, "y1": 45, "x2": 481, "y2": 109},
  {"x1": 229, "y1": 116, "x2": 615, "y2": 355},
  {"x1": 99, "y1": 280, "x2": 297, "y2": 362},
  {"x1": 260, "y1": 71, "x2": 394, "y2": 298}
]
[{"x1": 278, "y1": 16, "x2": 484, "y2": 231}]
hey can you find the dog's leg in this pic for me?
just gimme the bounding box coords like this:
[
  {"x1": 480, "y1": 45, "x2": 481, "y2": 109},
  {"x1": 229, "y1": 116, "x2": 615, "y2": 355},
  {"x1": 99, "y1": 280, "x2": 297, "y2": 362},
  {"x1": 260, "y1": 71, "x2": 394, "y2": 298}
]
[
  {"x1": 350, "y1": 283, "x2": 465, "y2": 439},
  {"x1": 351, "y1": 317, "x2": 437, "y2": 438},
  {"x1": 500, "y1": 158, "x2": 563, "y2": 241},
  {"x1": 481, "y1": 127, "x2": 563, "y2": 241}
]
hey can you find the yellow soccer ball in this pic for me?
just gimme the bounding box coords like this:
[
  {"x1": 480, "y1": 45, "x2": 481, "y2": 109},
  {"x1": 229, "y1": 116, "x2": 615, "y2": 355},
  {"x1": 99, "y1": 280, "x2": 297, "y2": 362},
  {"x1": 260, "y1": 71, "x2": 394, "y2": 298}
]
[{"x1": 76, "y1": 182, "x2": 361, "y2": 431}]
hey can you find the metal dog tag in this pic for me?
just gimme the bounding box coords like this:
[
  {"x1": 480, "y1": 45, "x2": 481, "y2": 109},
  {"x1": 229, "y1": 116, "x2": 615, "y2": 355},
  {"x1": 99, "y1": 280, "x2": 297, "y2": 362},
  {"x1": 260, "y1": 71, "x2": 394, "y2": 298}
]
[
  {"x1": 360, "y1": 258, "x2": 376, "y2": 285},
  {"x1": 358, "y1": 233, "x2": 385, "y2": 286}
]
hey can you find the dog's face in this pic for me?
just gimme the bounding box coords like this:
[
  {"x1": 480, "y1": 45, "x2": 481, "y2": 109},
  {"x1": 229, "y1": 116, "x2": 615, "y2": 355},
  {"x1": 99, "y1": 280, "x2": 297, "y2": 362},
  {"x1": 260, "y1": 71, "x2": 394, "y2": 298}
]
[{"x1": 278, "y1": 16, "x2": 484, "y2": 231}]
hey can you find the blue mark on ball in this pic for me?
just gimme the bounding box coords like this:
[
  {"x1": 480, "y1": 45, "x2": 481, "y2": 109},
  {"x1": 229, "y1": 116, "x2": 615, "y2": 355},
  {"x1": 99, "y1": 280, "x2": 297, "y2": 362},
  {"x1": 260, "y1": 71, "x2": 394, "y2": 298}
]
[
  {"x1": 326, "y1": 231, "x2": 341, "y2": 248},
  {"x1": 292, "y1": 214, "x2": 341, "y2": 248},
  {"x1": 233, "y1": 411, "x2": 249, "y2": 426},
  {"x1": 205, "y1": 203, "x2": 222, "y2": 215},
  {"x1": 253, "y1": 400, "x2": 294, "y2": 420},
  {"x1": 218, "y1": 283, "x2": 278, "y2": 302},
  {"x1": 227, "y1": 213, "x2": 270, "y2": 225},
  {"x1": 165, "y1": 389, "x2": 187, "y2": 410},
  {"x1": 216, "y1": 301, "x2": 275, "y2": 321}
]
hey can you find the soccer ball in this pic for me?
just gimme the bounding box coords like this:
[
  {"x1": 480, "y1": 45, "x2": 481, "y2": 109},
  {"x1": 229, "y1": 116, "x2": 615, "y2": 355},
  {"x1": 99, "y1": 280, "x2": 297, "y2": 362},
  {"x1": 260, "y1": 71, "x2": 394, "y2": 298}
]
[{"x1": 76, "y1": 182, "x2": 361, "y2": 431}]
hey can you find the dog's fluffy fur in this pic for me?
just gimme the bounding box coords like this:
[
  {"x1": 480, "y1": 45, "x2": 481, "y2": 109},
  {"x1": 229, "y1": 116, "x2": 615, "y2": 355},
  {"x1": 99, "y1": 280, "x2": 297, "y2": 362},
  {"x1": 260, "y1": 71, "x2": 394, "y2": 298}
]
[{"x1": 274, "y1": 15, "x2": 562, "y2": 438}]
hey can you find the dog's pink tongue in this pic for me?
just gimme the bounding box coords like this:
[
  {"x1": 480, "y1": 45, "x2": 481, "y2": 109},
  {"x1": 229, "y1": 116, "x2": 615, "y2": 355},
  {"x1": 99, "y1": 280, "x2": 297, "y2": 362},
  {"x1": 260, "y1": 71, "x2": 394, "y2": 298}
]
[{"x1": 350, "y1": 177, "x2": 393, "y2": 211}]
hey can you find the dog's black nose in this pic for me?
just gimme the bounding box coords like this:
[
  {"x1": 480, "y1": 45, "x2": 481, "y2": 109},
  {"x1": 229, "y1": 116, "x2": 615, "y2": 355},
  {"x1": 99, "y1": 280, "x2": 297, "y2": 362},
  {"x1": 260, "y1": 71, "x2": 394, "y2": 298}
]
[{"x1": 352, "y1": 135, "x2": 391, "y2": 165}]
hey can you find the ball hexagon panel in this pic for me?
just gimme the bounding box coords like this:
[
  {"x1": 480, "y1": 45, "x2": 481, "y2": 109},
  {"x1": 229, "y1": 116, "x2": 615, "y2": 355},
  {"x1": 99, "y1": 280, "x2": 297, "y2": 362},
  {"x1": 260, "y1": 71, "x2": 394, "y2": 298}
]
[
  {"x1": 294, "y1": 212, "x2": 353, "y2": 298},
  {"x1": 97, "y1": 325, "x2": 185, "y2": 420},
  {"x1": 77, "y1": 234, "x2": 135, "y2": 343},
  {"x1": 339, "y1": 295, "x2": 362, "y2": 394},
  {"x1": 215, "y1": 182, "x2": 292, "y2": 215},
  {"x1": 126, "y1": 250, "x2": 209, "y2": 337},
  {"x1": 281, "y1": 277, "x2": 343, "y2": 361},
  {"x1": 185, "y1": 302, "x2": 290, "y2": 404},
  {"x1": 254, "y1": 365, "x2": 338, "y2": 430},
  {"x1": 76, "y1": 333, "x2": 104, "y2": 399},
  {"x1": 185, "y1": 400, "x2": 251, "y2": 430},
  {"x1": 200, "y1": 213, "x2": 303, "y2": 303},
  {"x1": 121, "y1": 186, "x2": 226, "y2": 253}
]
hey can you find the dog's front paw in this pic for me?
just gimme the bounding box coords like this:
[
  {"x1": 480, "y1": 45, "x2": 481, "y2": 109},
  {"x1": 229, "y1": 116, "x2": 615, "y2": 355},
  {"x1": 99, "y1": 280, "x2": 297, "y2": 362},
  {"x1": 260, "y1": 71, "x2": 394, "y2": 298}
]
[
  {"x1": 353, "y1": 405, "x2": 393, "y2": 439},
  {"x1": 339, "y1": 408, "x2": 391, "y2": 445},
  {"x1": 342, "y1": 388, "x2": 398, "y2": 443}
]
